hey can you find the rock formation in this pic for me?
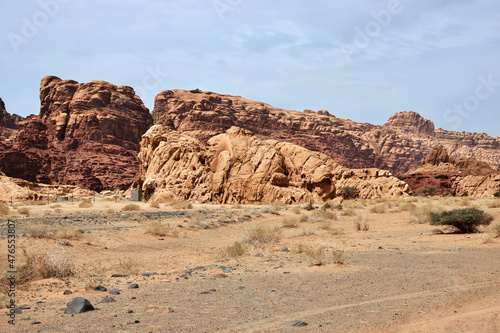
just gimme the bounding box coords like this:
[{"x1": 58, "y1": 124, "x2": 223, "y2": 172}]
[
  {"x1": 402, "y1": 146, "x2": 500, "y2": 197},
  {"x1": 0, "y1": 77, "x2": 152, "y2": 191},
  {"x1": 151, "y1": 90, "x2": 500, "y2": 176},
  {"x1": 135, "y1": 125, "x2": 410, "y2": 204},
  {"x1": 0, "y1": 98, "x2": 23, "y2": 141}
]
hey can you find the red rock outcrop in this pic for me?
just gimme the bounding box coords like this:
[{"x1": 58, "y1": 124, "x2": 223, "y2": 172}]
[
  {"x1": 151, "y1": 90, "x2": 500, "y2": 176},
  {"x1": 402, "y1": 146, "x2": 500, "y2": 197},
  {"x1": 0, "y1": 98, "x2": 23, "y2": 141},
  {"x1": 0, "y1": 77, "x2": 152, "y2": 191},
  {"x1": 135, "y1": 125, "x2": 410, "y2": 204}
]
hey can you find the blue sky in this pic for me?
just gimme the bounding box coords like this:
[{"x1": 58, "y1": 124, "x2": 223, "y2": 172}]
[{"x1": 1, "y1": 0, "x2": 499, "y2": 136}]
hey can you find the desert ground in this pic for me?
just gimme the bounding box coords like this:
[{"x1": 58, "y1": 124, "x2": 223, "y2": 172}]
[{"x1": 1, "y1": 197, "x2": 499, "y2": 332}]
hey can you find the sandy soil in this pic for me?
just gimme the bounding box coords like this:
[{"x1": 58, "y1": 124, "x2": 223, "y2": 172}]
[{"x1": 1, "y1": 197, "x2": 499, "y2": 332}]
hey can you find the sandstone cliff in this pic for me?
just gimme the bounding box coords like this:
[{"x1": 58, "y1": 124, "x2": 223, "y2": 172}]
[
  {"x1": 151, "y1": 90, "x2": 500, "y2": 176},
  {"x1": 135, "y1": 125, "x2": 410, "y2": 204},
  {"x1": 402, "y1": 146, "x2": 500, "y2": 197},
  {"x1": 0, "y1": 77, "x2": 153, "y2": 191},
  {"x1": 0, "y1": 98, "x2": 23, "y2": 141}
]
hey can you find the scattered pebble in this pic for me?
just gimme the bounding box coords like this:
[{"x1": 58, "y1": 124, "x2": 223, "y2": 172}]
[
  {"x1": 283, "y1": 320, "x2": 308, "y2": 327},
  {"x1": 100, "y1": 296, "x2": 117, "y2": 303},
  {"x1": 95, "y1": 286, "x2": 107, "y2": 292},
  {"x1": 64, "y1": 297, "x2": 95, "y2": 314},
  {"x1": 129, "y1": 283, "x2": 139, "y2": 289},
  {"x1": 109, "y1": 289, "x2": 122, "y2": 295}
]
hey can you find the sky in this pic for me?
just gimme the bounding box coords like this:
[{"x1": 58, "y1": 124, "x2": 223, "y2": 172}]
[{"x1": 1, "y1": 0, "x2": 499, "y2": 137}]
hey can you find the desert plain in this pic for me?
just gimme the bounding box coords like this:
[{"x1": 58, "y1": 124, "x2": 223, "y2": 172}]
[{"x1": 1, "y1": 196, "x2": 499, "y2": 333}]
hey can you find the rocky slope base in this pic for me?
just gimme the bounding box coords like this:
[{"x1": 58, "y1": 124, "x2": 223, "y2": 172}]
[
  {"x1": 135, "y1": 125, "x2": 410, "y2": 204},
  {"x1": 0, "y1": 77, "x2": 153, "y2": 191},
  {"x1": 152, "y1": 89, "x2": 500, "y2": 176},
  {"x1": 402, "y1": 146, "x2": 500, "y2": 196}
]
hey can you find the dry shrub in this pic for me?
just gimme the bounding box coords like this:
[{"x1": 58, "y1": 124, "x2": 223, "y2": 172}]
[
  {"x1": 117, "y1": 256, "x2": 141, "y2": 275},
  {"x1": 370, "y1": 204, "x2": 387, "y2": 214},
  {"x1": 302, "y1": 202, "x2": 314, "y2": 211},
  {"x1": 303, "y1": 245, "x2": 326, "y2": 266},
  {"x1": 18, "y1": 246, "x2": 75, "y2": 284},
  {"x1": 341, "y1": 207, "x2": 356, "y2": 216},
  {"x1": 354, "y1": 214, "x2": 369, "y2": 231},
  {"x1": 53, "y1": 227, "x2": 83, "y2": 240},
  {"x1": 219, "y1": 241, "x2": 246, "y2": 258},
  {"x1": 145, "y1": 221, "x2": 179, "y2": 237},
  {"x1": 398, "y1": 202, "x2": 417, "y2": 212},
  {"x1": 486, "y1": 199, "x2": 500, "y2": 209},
  {"x1": 409, "y1": 202, "x2": 442, "y2": 224},
  {"x1": 299, "y1": 214, "x2": 309, "y2": 222},
  {"x1": 25, "y1": 221, "x2": 52, "y2": 238},
  {"x1": 296, "y1": 228, "x2": 316, "y2": 237},
  {"x1": 489, "y1": 223, "x2": 500, "y2": 238},
  {"x1": 78, "y1": 199, "x2": 93, "y2": 208},
  {"x1": 170, "y1": 200, "x2": 193, "y2": 210},
  {"x1": 122, "y1": 203, "x2": 141, "y2": 211},
  {"x1": 17, "y1": 207, "x2": 30, "y2": 215},
  {"x1": 291, "y1": 206, "x2": 301, "y2": 214},
  {"x1": 243, "y1": 225, "x2": 281, "y2": 245},
  {"x1": 319, "y1": 221, "x2": 344, "y2": 235},
  {"x1": 271, "y1": 201, "x2": 284, "y2": 211},
  {"x1": 313, "y1": 210, "x2": 337, "y2": 221},
  {"x1": 188, "y1": 211, "x2": 209, "y2": 228},
  {"x1": 460, "y1": 197, "x2": 471, "y2": 207},
  {"x1": 282, "y1": 217, "x2": 300, "y2": 228},
  {"x1": 149, "y1": 201, "x2": 160, "y2": 209},
  {"x1": 332, "y1": 249, "x2": 347, "y2": 264},
  {"x1": 0, "y1": 202, "x2": 10, "y2": 215}
]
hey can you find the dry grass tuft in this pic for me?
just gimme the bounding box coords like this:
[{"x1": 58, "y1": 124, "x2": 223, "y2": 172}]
[
  {"x1": 18, "y1": 246, "x2": 75, "y2": 284},
  {"x1": 291, "y1": 206, "x2": 301, "y2": 214},
  {"x1": 0, "y1": 202, "x2": 10, "y2": 215},
  {"x1": 17, "y1": 207, "x2": 30, "y2": 215},
  {"x1": 24, "y1": 221, "x2": 52, "y2": 238},
  {"x1": 145, "y1": 221, "x2": 180, "y2": 237},
  {"x1": 170, "y1": 200, "x2": 193, "y2": 210},
  {"x1": 354, "y1": 214, "x2": 369, "y2": 231},
  {"x1": 341, "y1": 207, "x2": 356, "y2": 216},
  {"x1": 219, "y1": 241, "x2": 246, "y2": 258},
  {"x1": 282, "y1": 217, "x2": 300, "y2": 228},
  {"x1": 313, "y1": 210, "x2": 337, "y2": 221},
  {"x1": 149, "y1": 201, "x2": 160, "y2": 209},
  {"x1": 188, "y1": 211, "x2": 209, "y2": 229},
  {"x1": 53, "y1": 226, "x2": 83, "y2": 240},
  {"x1": 78, "y1": 199, "x2": 93, "y2": 208},
  {"x1": 271, "y1": 201, "x2": 284, "y2": 211},
  {"x1": 122, "y1": 203, "x2": 141, "y2": 211},
  {"x1": 243, "y1": 225, "x2": 281, "y2": 245},
  {"x1": 303, "y1": 245, "x2": 326, "y2": 266},
  {"x1": 332, "y1": 249, "x2": 347, "y2": 264},
  {"x1": 117, "y1": 256, "x2": 141, "y2": 275},
  {"x1": 486, "y1": 199, "x2": 500, "y2": 209},
  {"x1": 370, "y1": 204, "x2": 387, "y2": 214},
  {"x1": 486, "y1": 223, "x2": 500, "y2": 238}
]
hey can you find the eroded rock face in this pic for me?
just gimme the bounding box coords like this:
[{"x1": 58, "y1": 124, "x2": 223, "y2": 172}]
[
  {"x1": 135, "y1": 125, "x2": 410, "y2": 204},
  {"x1": 0, "y1": 77, "x2": 152, "y2": 191},
  {"x1": 0, "y1": 98, "x2": 23, "y2": 129},
  {"x1": 402, "y1": 146, "x2": 500, "y2": 197},
  {"x1": 151, "y1": 90, "x2": 500, "y2": 176}
]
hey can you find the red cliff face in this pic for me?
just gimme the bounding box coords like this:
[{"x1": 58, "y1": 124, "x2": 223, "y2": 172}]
[
  {"x1": 151, "y1": 90, "x2": 500, "y2": 177},
  {"x1": 0, "y1": 77, "x2": 153, "y2": 191}
]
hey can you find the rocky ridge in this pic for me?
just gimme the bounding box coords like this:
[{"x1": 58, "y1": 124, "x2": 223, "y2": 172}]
[
  {"x1": 135, "y1": 125, "x2": 410, "y2": 204},
  {"x1": 402, "y1": 146, "x2": 500, "y2": 196},
  {"x1": 151, "y1": 90, "x2": 500, "y2": 176},
  {"x1": 0, "y1": 76, "x2": 153, "y2": 191}
]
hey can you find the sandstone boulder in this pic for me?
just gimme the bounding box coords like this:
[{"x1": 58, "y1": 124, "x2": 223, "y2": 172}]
[{"x1": 135, "y1": 126, "x2": 410, "y2": 204}]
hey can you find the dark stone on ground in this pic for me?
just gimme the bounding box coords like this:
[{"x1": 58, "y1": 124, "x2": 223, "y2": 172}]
[
  {"x1": 63, "y1": 290, "x2": 73, "y2": 295},
  {"x1": 95, "y1": 286, "x2": 107, "y2": 291},
  {"x1": 283, "y1": 320, "x2": 308, "y2": 327},
  {"x1": 128, "y1": 283, "x2": 139, "y2": 289},
  {"x1": 64, "y1": 297, "x2": 95, "y2": 314},
  {"x1": 109, "y1": 289, "x2": 121, "y2": 295},
  {"x1": 101, "y1": 296, "x2": 117, "y2": 303}
]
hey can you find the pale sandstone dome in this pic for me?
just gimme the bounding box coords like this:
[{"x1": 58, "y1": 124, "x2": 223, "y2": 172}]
[
  {"x1": 151, "y1": 89, "x2": 500, "y2": 175},
  {"x1": 135, "y1": 125, "x2": 410, "y2": 204}
]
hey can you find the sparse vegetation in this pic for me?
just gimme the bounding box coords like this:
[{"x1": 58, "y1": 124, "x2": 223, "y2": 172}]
[
  {"x1": 17, "y1": 206, "x2": 30, "y2": 215},
  {"x1": 122, "y1": 203, "x2": 141, "y2": 211},
  {"x1": 291, "y1": 206, "x2": 301, "y2": 214},
  {"x1": 149, "y1": 201, "x2": 160, "y2": 208},
  {"x1": 488, "y1": 223, "x2": 500, "y2": 238},
  {"x1": 303, "y1": 245, "x2": 326, "y2": 266},
  {"x1": 188, "y1": 211, "x2": 209, "y2": 228},
  {"x1": 53, "y1": 226, "x2": 83, "y2": 240},
  {"x1": 78, "y1": 199, "x2": 93, "y2": 208},
  {"x1": 430, "y1": 208, "x2": 494, "y2": 233},
  {"x1": 332, "y1": 249, "x2": 347, "y2": 264},
  {"x1": 219, "y1": 241, "x2": 246, "y2": 258},
  {"x1": 145, "y1": 221, "x2": 179, "y2": 237},
  {"x1": 339, "y1": 187, "x2": 360, "y2": 200},
  {"x1": 271, "y1": 201, "x2": 284, "y2": 211},
  {"x1": 117, "y1": 256, "x2": 141, "y2": 275},
  {"x1": 312, "y1": 210, "x2": 337, "y2": 221},
  {"x1": 370, "y1": 204, "x2": 387, "y2": 214},
  {"x1": 24, "y1": 221, "x2": 52, "y2": 238},
  {"x1": 416, "y1": 186, "x2": 437, "y2": 196},
  {"x1": 486, "y1": 199, "x2": 500, "y2": 209},
  {"x1": 354, "y1": 214, "x2": 369, "y2": 231},
  {"x1": 18, "y1": 246, "x2": 75, "y2": 284},
  {"x1": 282, "y1": 217, "x2": 300, "y2": 228},
  {"x1": 0, "y1": 202, "x2": 10, "y2": 215},
  {"x1": 341, "y1": 207, "x2": 356, "y2": 216},
  {"x1": 242, "y1": 225, "x2": 281, "y2": 245},
  {"x1": 170, "y1": 200, "x2": 193, "y2": 210}
]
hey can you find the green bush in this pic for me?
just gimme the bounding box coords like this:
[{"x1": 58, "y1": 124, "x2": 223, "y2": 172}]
[
  {"x1": 417, "y1": 186, "x2": 437, "y2": 196},
  {"x1": 339, "y1": 187, "x2": 360, "y2": 200},
  {"x1": 494, "y1": 190, "x2": 500, "y2": 198},
  {"x1": 430, "y1": 208, "x2": 493, "y2": 233}
]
